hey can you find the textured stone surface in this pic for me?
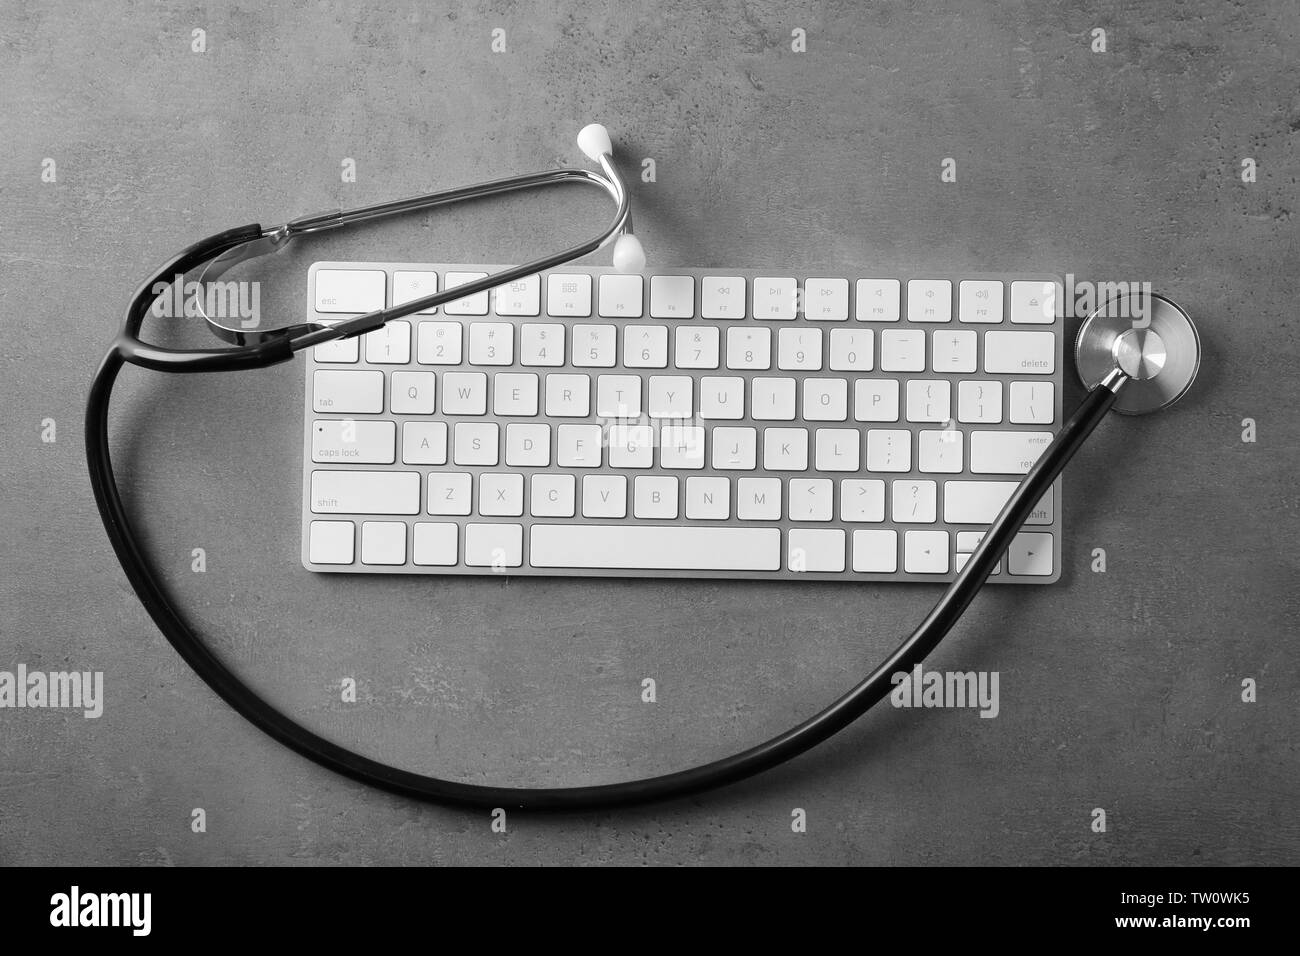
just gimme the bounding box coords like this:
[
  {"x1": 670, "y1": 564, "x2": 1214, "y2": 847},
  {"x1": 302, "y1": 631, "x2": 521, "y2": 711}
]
[{"x1": 0, "y1": 0, "x2": 1296, "y2": 864}]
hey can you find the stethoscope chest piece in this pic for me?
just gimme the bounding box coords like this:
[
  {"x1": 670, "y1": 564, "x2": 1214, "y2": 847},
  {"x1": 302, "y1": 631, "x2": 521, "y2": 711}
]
[{"x1": 1075, "y1": 292, "x2": 1201, "y2": 414}]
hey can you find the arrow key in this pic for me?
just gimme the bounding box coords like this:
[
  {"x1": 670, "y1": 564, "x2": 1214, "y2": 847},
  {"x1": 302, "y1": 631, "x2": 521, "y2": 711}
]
[{"x1": 1008, "y1": 532, "x2": 1053, "y2": 576}]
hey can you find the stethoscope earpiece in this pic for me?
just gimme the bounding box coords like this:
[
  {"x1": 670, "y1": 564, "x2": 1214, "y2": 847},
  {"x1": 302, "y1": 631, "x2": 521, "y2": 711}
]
[{"x1": 1075, "y1": 292, "x2": 1201, "y2": 415}]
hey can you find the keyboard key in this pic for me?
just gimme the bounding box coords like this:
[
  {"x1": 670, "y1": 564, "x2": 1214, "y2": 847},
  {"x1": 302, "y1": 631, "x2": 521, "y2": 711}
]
[
  {"x1": 712, "y1": 427, "x2": 757, "y2": 470},
  {"x1": 444, "y1": 272, "x2": 490, "y2": 315},
  {"x1": 416, "y1": 320, "x2": 463, "y2": 364},
  {"x1": 855, "y1": 279, "x2": 900, "y2": 321},
  {"x1": 469, "y1": 322, "x2": 513, "y2": 365},
  {"x1": 685, "y1": 477, "x2": 730, "y2": 519},
  {"x1": 957, "y1": 380, "x2": 1002, "y2": 424},
  {"x1": 675, "y1": 326, "x2": 720, "y2": 369},
  {"x1": 788, "y1": 529, "x2": 846, "y2": 572},
  {"x1": 660, "y1": 425, "x2": 705, "y2": 469},
  {"x1": 313, "y1": 369, "x2": 384, "y2": 414},
  {"x1": 1008, "y1": 532, "x2": 1053, "y2": 575},
  {"x1": 804, "y1": 278, "x2": 849, "y2": 321},
  {"x1": 778, "y1": 327, "x2": 823, "y2": 370},
  {"x1": 984, "y1": 330, "x2": 1055, "y2": 374},
  {"x1": 529, "y1": 525, "x2": 779, "y2": 571},
  {"x1": 917, "y1": 429, "x2": 963, "y2": 473},
  {"x1": 479, "y1": 473, "x2": 524, "y2": 517},
  {"x1": 701, "y1": 276, "x2": 746, "y2": 319},
  {"x1": 852, "y1": 529, "x2": 897, "y2": 572},
  {"x1": 699, "y1": 377, "x2": 745, "y2": 419},
  {"x1": 751, "y1": 377, "x2": 797, "y2": 421},
  {"x1": 907, "y1": 279, "x2": 952, "y2": 322},
  {"x1": 597, "y1": 374, "x2": 642, "y2": 417},
  {"x1": 880, "y1": 329, "x2": 925, "y2": 371},
  {"x1": 1009, "y1": 382, "x2": 1054, "y2": 424},
  {"x1": 427, "y1": 473, "x2": 472, "y2": 515},
  {"x1": 453, "y1": 422, "x2": 499, "y2": 466},
  {"x1": 789, "y1": 478, "x2": 833, "y2": 521},
  {"x1": 493, "y1": 373, "x2": 539, "y2": 416},
  {"x1": 547, "y1": 274, "x2": 592, "y2": 316},
  {"x1": 465, "y1": 523, "x2": 523, "y2": 567},
  {"x1": 598, "y1": 274, "x2": 644, "y2": 317},
  {"x1": 814, "y1": 428, "x2": 860, "y2": 471},
  {"x1": 854, "y1": 379, "x2": 900, "y2": 422},
  {"x1": 545, "y1": 374, "x2": 590, "y2": 417},
  {"x1": 802, "y1": 378, "x2": 848, "y2": 422},
  {"x1": 650, "y1": 275, "x2": 695, "y2": 318},
  {"x1": 310, "y1": 471, "x2": 419, "y2": 515},
  {"x1": 931, "y1": 329, "x2": 977, "y2": 372},
  {"x1": 648, "y1": 375, "x2": 693, "y2": 418},
  {"x1": 393, "y1": 270, "x2": 439, "y2": 314},
  {"x1": 402, "y1": 421, "x2": 448, "y2": 465},
  {"x1": 943, "y1": 481, "x2": 1053, "y2": 525},
  {"x1": 412, "y1": 522, "x2": 458, "y2": 566},
  {"x1": 959, "y1": 279, "x2": 1003, "y2": 324},
  {"x1": 315, "y1": 269, "x2": 385, "y2": 314},
  {"x1": 840, "y1": 479, "x2": 885, "y2": 522},
  {"x1": 634, "y1": 476, "x2": 679, "y2": 519},
  {"x1": 309, "y1": 520, "x2": 354, "y2": 564},
  {"x1": 365, "y1": 321, "x2": 411, "y2": 364},
  {"x1": 315, "y1": 337, "x2": 359, "y2": 363},
  {"x1": 557, "y1": 424, "x2": 603, "y2": 467},
  {"x1": 752, "y1": 277, "x2": 798, "y2": 319},
  {"x1": 829, "y1": 329, "x2": 873, "y2": 371},
  {"x1": 572, "y1": 324, "x2": 617, "y2": 367},
  {"x1": 726, "y1": 327, "x2": 771, "y2": 370},
  {"x1": 905, "y1": 380, "x2": 951, "y2": 423},
  {"x1": 625, "y1": 325, "x2": 669, "y2": 368},
  {"x1": 312, "y1": 420, "x2": 396, "y2": 464},
  {"x1": 494, "y1": 275, "x2": 540, "y2": 316},
  {"x1": 866, "y1": 429, "x2": 911, "y2": 472},
  {"x1": 1009, "y1": 280, "x2": 1058, "y2": 324},
  {"x1": 361, "y1": 521, "x2": 407, "y2": 565},
  {"x1": 505, "y1": 422, "x2": 550, "y2": 466},
  {"x1": 763, "y1": 427, "x2": 808, "y2": 471},
  {"x1": 904, "y1": 530, "x2": 949, "y2": 573},
  {"x1": 530, "y1": 474, "x2": 575, "y2": 517},
  {"x1": 441, "y1": 372, "x2": 488, "y2": 415},
  {"x1": 609, "y1": 423, "x2": 654, "y2": 468},
  {"x1": 737, "y1": 477, "x2": 781, "y2": 520},
  {"x1": 391, "y1": 370, "x2": 437, "y2": 414},
  {"x1": 970, "y1": 430, "x2": 1053, "y2": 474},
  {"x1": 519, "y1": 323, "x2": 565, "y2": 366},
  {"x1": 891, "y1": 479, "x2": 937, "y2": 523},
  {"x1": 582, "y1": 474, "x2": 627, "y2": 518}
]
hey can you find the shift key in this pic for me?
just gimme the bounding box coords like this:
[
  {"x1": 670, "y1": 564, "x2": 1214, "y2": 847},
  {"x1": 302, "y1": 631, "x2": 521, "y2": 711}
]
[{"x1": 310, "y1": 471, "x2": 420, "y2": 514}]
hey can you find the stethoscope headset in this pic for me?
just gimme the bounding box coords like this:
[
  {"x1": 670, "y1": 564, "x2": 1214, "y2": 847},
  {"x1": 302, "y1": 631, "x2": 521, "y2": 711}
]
[{"x1": 87, "y1": 125, "x2": 1202, "y2": 811}]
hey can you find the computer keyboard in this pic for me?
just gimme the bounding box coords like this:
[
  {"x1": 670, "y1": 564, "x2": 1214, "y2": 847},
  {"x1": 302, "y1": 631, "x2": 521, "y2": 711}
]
[{"x1": 301, "y1": 263, "x2": 1063, "y2": 583}]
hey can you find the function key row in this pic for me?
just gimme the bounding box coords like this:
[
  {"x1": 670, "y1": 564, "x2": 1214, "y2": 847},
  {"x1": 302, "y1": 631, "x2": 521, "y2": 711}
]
[{"x1": 314, "y1": 269, "x2": 1060, "y2": 324}]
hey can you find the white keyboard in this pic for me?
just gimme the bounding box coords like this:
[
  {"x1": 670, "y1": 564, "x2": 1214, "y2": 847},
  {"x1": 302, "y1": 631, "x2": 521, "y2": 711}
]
[{"x1": 301, "y1": 263, "x2": 1063, "y2": 583}]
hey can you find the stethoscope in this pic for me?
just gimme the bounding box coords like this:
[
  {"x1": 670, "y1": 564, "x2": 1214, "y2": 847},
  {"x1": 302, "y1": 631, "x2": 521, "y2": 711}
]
[{"x1": 87, "y1": 124, "x2": 1203, "y2": 810}]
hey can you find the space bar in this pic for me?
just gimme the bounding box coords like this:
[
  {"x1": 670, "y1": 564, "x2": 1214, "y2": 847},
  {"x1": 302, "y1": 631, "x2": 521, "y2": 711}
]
[{"x1": 530, "y1": 525, "x2": 781, "y2": 571}]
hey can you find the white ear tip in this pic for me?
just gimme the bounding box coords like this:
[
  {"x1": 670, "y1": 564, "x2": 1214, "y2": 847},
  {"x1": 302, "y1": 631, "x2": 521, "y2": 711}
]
[
  {"x1": 577, "y1": 123, "x2": 613, "y2": 162},
  {"x1": 612, "y1": 234, "x2": 645, "y2": 273}
]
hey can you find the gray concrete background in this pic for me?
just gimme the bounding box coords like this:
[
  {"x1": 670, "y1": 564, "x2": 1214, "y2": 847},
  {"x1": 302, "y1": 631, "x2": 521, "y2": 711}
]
[{"x1": 1, "y1": 0, "x2": 1297, "y2": 865}]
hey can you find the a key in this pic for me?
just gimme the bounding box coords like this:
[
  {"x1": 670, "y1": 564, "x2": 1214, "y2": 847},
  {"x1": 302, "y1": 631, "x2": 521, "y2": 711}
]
[
  {"x1": 494, "y1": 275, "x2": 541, "y2": 316},
  {"x1": 726, "y1": 327, "x2": 772, "y2": 370},
  {"x1": 1009, "y1": 280, "x2": 1058, "y2": 324},
  {"x1": 866, "y1": 429, "x2": 911, "y2": 472},
  {"x1": 852, "y1": 529, "x2": 897, "y2": 572},
  {"x1": 918, "y1": 429, "x2": 964, "y2": 473},
  {"x1": 905, "y1": 379, "x2": 952, "y2": 423},
  {"x1": 609, "y1": 423, "x2": 654, "y2": 468},
  {"x1": 547, "y1": 274, "x2": 592, "y2": 317},
  {"x1": 469, "y1": 322, "x2": 513, "y2": 365},
  {"x1": 737, "y1": 477, "x2": 782, "y2": 520},
  {"x1": 464, "y1": 524, "x2": 523, "y2": 567},
  {"x1": 789, "y1": 478, "x2": 833, "y2": 521},
  {"x1": 751, "y1": 377, "x2": 797, "y2": 421},
  {"x1": 1009, "y1": 382, "x2": 1054, "y2": 424},
  {"x1": 453, "y1": 422, "x2": 499, "y2": 466},
  {"x1": 763, "y1": 427, "x2": 808, "y2": 471},
  {"x1": 660, "y1": 425, "x2": 705, "y2": 469},
  {"x1": 597, "y1": 374, "x2": 642, "y2": 417},
  {"x1": 309, "y1": 521, "x2": 354, "y2": 564},
  {"x1": 804, "y1": 278, "x2": 849, "y2": 321},
  {"x1": 493, "y1": 373, "x2": 539, "y2": 416},
  {"x1": 402, "y1": 421, "x2": 448, "y2": 465},
  {"x1": 478, "y1": 473, "x2": 525, "y2": 517},
  {"x1": 907, "y1": 279, "x2": 952, "y2": 322},
  {"x1": 310, "y1": 470, "x2": 419, "y2": 515},
  {"x1": 530, "y1": 474, "x2": 576, "y2": 517},
  {"x1": 361, "y1": 521, "x2": 407, "y2": 566},
  {"x1": 685, "y1": 476, "x2": 730, "y2": 519},
  {"x1": 315, "y1": 269, "x2": 385, "y2": 314},
  {"x1": 701, "y1": 276, "x2": 746, "y2": 319},
  {"x1": 519, "y1": 323, "x2": 565, "y2": 366},
  {"x1": 598, "y1": 274, "x2": 644, "y2": 317},
  {"x1": 427, "y1": 473, "x2": 472, "y2": 516},
  {"x1": 650, "y1": 275, "x2": 695, "y2": 318},
  {"x1": 648, "y1": 375, "x2": 693, "y2": 418},
  {"x1": 957, "y1": 380, "x2": 1003, "y2": 424},
  {"x1": 891, "y1": 479, "x2": 937, "y2": 523},
  {"x1": 698, "y1": 377, "x2": 745, "y2": 419},
  {"x1": 441, "y1": 372, "x2": 488, "y2": 415},
  {"x1": 312, "y1": 420, "x2": 396, "y2": 464},
  {"x1": 390, "y1": 371, "x2": 436, "y2": 414},
  {"x1": 582, "y1": 474, "x2": 628, "y2": 518},
  {"x1": 633, "y1": 475, "x2": 679, "y2": 519},
  {"x1": 777, "y1": 327, "x2": 823, "y2": 370},
  {"x1": 313, "y1": 369, "x2": 384, "y2": 414},
  {"x1": 416, "y1": 320, "x2": 463, "y2": 365},
  {"x1": 787, "y1": 529, "x2": 846, "y2": 572},
  {"x1": 943, "y1": 482, "x2": 1053, "y2": 525},
  {"x1": 444, "y1": 272, "x2": 490, "y2": 315},
  {"x1": 545, "y1": 373, "x2": 590, "y2": 417},
  {"x1": 752, "y1": 277, "x2": 798, "y2": 320},
  {"x1": 828, "y1": 329, "x2": 873, "y2": 371},
  {"x1": 814, "y1": 428, "x2": 860, "y2": 471},
  {"x1": 557, "y1": 424, "x2": 603, "y2": 467},
  {"x1": 412, "y1": 522, "x2": 458, "y2": 566},
  {"x1": 984, "y1": 330, "x2": 1055, "y2": 374},
  {"x1": 904, "y1": 530, "x2": 949, "y2": 574},
  {"x1": 364, "y1": 321, "x2": 411, "y2": 364},
  {"x1": 674, "y1": 326, "x2": 720, "y2": 369},
  {"x1": 572, "y1": 324, "x2": 617, "y2": 367},
  {"x1": 529, "y1": 525, "x2": 779, "y2": 571},
  {"x1": 624, "y1": 324, "x2": 669, "y2": 368},
  {"x1": 505, "y1": 422, "x2": 550, "y2": 466},
  {"x1": 880, "y1": 329, "x2": 925, "y2": 371},
  {"x1": 393, "y1": 271, "x2": 439, "y2": 314},
  {"x1": 712, "y1": 427, "x2": 757, "y2": 470},
  {"x1": 969, "y1": 431, "x2": 1054, "y2": 474},
  {"x1": 854, "y1": 379, "x2": 900, "y2": 422},
  {"x1": 802, "y1": 378, "x2": 848, "y2": 422},
  {"x1": 959, "y1": 279, "x2": 1003, "y2": 324},
  {"x1": 854, "y1": 278, "x2": 901, "y2": 321},
  {"x1": 839, "y1": 479, "x2": 885, "y2": 522},
  {"x1": 931, "y1": 330, "x2": 977, "y2": 372},
  {"x1": 1008, "y1": 532, "x2": 1054, "y2": 575}
]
